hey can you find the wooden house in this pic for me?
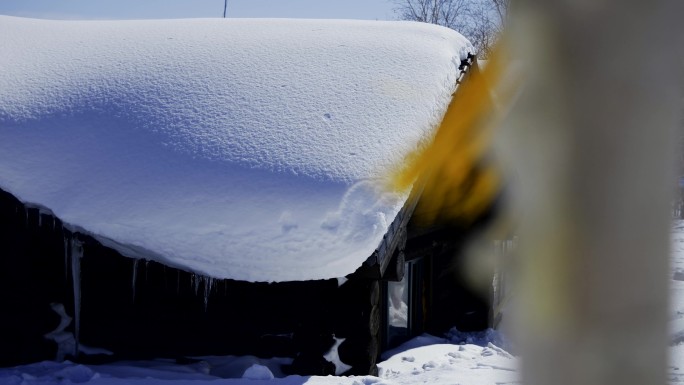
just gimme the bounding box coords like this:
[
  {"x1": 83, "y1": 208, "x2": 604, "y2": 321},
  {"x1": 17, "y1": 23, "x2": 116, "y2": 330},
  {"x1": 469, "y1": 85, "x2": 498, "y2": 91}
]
[{"x1": 0, "y1": 16, "x2": 497, "y2": 376}]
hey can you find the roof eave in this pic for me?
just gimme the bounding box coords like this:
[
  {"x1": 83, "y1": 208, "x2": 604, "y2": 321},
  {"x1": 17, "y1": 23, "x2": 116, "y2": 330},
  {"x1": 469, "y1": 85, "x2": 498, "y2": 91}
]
[{"x1": 353, "y1": 52, "x2": 478, "y2": 281}]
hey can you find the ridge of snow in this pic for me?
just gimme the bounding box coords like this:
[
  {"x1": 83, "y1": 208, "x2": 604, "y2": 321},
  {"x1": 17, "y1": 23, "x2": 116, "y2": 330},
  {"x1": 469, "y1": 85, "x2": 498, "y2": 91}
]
[{"x1": 0, "y1": 16, "x2": 473, "y2": 281}]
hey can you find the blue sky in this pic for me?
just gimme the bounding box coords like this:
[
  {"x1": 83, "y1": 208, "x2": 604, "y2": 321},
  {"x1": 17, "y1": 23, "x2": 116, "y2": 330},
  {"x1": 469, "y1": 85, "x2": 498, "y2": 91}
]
[{"x1": 0, "y1": 0, "x2": 398, "y2": 21}]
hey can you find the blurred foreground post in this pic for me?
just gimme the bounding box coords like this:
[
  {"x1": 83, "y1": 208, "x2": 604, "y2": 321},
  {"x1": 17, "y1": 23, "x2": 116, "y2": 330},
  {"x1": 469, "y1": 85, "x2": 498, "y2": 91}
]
[{"x1": 507, "y1": 1, "x2": 683, "y2": 385}]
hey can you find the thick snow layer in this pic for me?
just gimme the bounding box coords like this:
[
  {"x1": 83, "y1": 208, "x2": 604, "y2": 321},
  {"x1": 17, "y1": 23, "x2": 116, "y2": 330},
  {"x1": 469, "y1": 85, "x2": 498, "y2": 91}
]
[{"x1": 0, "y1": 16, "x2": 473, "y2": 281}]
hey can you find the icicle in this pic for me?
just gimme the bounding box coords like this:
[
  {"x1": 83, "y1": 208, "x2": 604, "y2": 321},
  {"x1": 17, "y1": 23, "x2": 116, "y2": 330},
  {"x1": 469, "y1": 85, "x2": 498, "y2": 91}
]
[
  {"x1": 38, "y1": 212, "x2": 42, "y2": 227},
  {"x1": 203, "y1": 278, "x2": 213, "y2": 311},
  {"x1": 144, "y1": 260, "x2": 150, "y2": 282},
  {"x1": 193, "y1": 274, "x2": 200, "y2": 295},
  {"x1": 70, "y1": 238, "x2": 83, "y2": 357},
  {"x1": 132, "y1": 259, "x2": 140, "y2": 301}
]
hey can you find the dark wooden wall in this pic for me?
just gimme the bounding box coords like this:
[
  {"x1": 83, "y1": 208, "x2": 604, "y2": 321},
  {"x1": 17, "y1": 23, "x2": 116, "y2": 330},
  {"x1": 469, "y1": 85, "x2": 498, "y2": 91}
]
[
  {"x1": 0, "y1": 186, "x2": 494, "y2": 375},
  {"x1": 0, "y1": 188, "x2": 380, "y2": 375}
]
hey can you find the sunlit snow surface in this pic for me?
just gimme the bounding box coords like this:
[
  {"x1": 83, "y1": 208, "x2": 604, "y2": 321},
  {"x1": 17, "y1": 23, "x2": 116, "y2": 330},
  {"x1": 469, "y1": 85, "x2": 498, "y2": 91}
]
[{"x1": 0, "y1": 16, "x2": 473, "y2": 281}]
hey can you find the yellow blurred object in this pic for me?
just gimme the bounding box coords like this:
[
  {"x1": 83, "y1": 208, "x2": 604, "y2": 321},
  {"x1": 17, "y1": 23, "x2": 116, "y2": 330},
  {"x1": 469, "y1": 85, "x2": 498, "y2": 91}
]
[{"x1": 390, "y1": 44, "x2": 508, "y2": 225}]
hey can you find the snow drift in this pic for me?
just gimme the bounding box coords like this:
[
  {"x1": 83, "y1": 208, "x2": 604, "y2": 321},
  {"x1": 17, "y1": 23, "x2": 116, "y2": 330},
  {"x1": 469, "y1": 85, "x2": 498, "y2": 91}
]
[{"x1": 0, "y1": 16, "x2": 473, "y2": 281}]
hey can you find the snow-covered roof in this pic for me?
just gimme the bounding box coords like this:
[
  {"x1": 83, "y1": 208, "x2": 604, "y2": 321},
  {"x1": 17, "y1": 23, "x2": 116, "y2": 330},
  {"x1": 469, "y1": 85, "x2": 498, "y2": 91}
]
[{"x1": 0, "y1": 16, "x2": 472, "y2": 282}]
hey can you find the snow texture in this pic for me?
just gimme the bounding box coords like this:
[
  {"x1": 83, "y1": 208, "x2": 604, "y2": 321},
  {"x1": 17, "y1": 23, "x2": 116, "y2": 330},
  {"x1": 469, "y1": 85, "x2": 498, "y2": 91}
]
[
  {"x1": 241, "y1": 364, "x2": 274, "y2": 380},
  {"x1": 0, "y1": 16, "x2": 473, "y2": 282},
  {"x1": 377, "y1": 342, "x2": 517, "y2": 385},
  {"x1": 0, "y1": 334, "x2": 518, "y2": 385},
  {"x1": 323, "y1": 337, "x2": 352, "y2": 375}
]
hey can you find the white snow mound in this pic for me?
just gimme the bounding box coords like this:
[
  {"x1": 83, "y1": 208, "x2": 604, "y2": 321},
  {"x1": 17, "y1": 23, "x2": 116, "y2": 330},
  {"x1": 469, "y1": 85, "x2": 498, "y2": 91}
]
[
  {"x1": 0, "y1": 16, "x2": 473, "y2": 281},
  {"x1": 242, "y1": 364, "x2": 274, "y2": 380}
]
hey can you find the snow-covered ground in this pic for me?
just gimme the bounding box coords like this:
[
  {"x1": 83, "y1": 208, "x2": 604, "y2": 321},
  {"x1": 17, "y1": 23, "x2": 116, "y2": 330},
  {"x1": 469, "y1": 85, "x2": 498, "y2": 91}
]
[
  {"x1": 0, "y1": 330, "x2": 518, "y2": 385},
  {"x1": 3, "y1": 222, "x2": 684, "y2": 385}
]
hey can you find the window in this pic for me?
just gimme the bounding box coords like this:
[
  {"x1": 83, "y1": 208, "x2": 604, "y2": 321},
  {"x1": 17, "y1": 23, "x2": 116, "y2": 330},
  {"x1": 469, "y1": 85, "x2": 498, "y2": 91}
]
[
  {"x1": 387, "y1": 267, "x2": 409, "y2": 347},
  {"x1": 386, "y1": 259, "x2": 424, "y2": 348}
]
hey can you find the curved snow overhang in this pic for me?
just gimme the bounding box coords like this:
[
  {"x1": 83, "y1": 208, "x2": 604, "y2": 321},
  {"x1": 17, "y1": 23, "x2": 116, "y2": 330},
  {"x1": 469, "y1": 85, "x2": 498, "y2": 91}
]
[
  {"x1": 357, "y1": 54, "x2": 478, "y2": 281},
  {"x1": 0, "y1": 16, "x2": 474, "y2": 282}
]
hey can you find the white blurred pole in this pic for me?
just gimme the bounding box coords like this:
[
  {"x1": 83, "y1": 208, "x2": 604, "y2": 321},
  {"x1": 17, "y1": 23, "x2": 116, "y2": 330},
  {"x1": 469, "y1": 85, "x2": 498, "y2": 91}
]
[{"x1": 507, "y1": 1, "x2": 683, "y2": 384}]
